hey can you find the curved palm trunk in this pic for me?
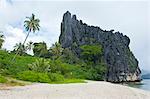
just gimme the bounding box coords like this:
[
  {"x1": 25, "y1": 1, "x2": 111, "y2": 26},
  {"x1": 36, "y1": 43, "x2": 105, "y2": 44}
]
[{"x1": 12, "y1": 31, "x2": 30, "y2": 62}]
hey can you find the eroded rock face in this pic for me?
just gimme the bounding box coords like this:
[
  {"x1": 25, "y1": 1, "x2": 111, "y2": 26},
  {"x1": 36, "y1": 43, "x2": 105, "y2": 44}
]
[{"x1": 59, "y1": 11, "x2": 141, "y2": 82}]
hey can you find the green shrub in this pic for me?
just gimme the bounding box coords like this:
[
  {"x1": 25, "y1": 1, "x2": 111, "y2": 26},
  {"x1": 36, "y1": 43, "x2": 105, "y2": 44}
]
[
  {"x1": 48, "y1": 73, "x2": 64, "y2": 82},
  {"x1": 80, "y1": 44, "x2": 103, "y2": 63},
  {"x1": 85, "y1": 68, "x2": 97, "y2": 80},
  {"x1": 17, "y1": 71, "x2": 38, "y2": 82},
  {"x1": 49, "y1": 60, "x2": 70, "y2": 75},
  {"x1": 0, "y1": 50, "x2": 107, "y2": 83},
  {"x1": 16, "y1": 71, "x2": 51, "y2": 83},
  {"x1": 85, "y1": 64, "x2": 107, "y2": 81},
  {"x1": 61, "y1": 48, "x2": 80, "y2": 64},
  {"x1": 38, "y1": 73, "x2": 51, "y2": 83},
  {"x1": 0, "y1": 75, "x2": 7, "y2": 83},
  {"x1": 70, "y1": 68, "x2": 87, "y2": 79},
  {"x1": 0, "y1": 50, "x2": 36, "y2": 76},
  {"x1": 28, "y1": 58, "x2": 51, "y2": 73}
]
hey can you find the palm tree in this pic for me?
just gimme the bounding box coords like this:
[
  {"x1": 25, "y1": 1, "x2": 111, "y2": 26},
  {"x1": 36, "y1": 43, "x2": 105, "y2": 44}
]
[
  {"x1": 0, "y1": 31, "x2": 4, "y2": 49},
  {"x1": 13, "y1": 42, "x2": 21, "y2": 51},
  {"x1": 33, "y1": 42, "x2": 48, "y2": 57},
  {"x1": 50, "y1": 42, "x2": 63, "y2": 59},
  {"x1": 26, "y1": 41, "x2": 33, "y2": 51},
  {"x1": 13, "y1": 42, "x2": 26, "y2": 55},
  {"x1": 23, "y1": 14, "x2": 40, "y2": 45},
  {"x1": 28, "y1": 58, "x2": 51, "y2": 73},
  {"x1": 12, "y1": 14, "x2": 40, "y2": 61}
]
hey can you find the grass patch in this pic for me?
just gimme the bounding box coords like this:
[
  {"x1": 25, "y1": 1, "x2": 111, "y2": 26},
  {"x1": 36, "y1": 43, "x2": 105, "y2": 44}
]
[
  {"x1": 0, "y1": 76, "x2": 31, "y2": 90},
  {"x1": 0, "y1": 75, "x2": 7, "y2": 83},
  {"x1": 16, "y1": 71, "x2": 85, "y2": 84},
  {"x1": 5, "y1": 77, "x2": 31, "y2": 86},
  {"x1": 16, "y1": 71, "x2": 51, "y2": 83},
  {"x1": 64, "y1": 79, "x2": 86, "y2": 83}
]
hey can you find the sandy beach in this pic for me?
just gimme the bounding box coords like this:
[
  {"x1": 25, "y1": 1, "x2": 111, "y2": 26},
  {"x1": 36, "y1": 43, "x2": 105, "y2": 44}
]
[{"x1": 0, "y1": 81, "x2": 150, "y2": 99}]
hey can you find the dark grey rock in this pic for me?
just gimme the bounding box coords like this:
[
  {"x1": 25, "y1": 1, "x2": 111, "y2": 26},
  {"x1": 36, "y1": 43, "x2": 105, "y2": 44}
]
[{"x1": 59, "y1": 11, "x2": 141, "y2": 82}]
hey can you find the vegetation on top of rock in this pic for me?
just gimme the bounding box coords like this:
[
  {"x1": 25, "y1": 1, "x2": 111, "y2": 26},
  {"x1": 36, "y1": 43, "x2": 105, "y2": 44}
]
[{"x1": 80, "y1": 44, "x2": 103, "y2": 64}]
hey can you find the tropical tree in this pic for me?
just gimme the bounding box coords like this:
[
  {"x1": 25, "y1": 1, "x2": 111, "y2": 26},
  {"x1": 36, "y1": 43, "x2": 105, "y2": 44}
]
[
  {"x1": 0, "y1": 31, "x2": 4, "y2": 49},
  {"x1": 61, "y1": 48, "x2": 80, "y2": 64},
  {"x1": 33, "y1": 42, "x2": 48, "y2": 57},
  {"x1": 80, "y1": 44, "x2": 103, "y2": 64},
  {"x1": 12, "y1": 14, "x2": 40, "y2": 60},
  {"x1": 50, "y1": 42, "x2": 63, "y2": 60},
  {"x1": 28, "y1": 58, "x2": 51, "y2": 73},
  {"x1": 26, "y1": 41, "x2": 33, "y2": 51},
  {"x1": 13, "y1": 42, "x2": 27, "y2": 55},
  {"x1": 23, "y1": 14, "x2": 40, "y2": 44}
]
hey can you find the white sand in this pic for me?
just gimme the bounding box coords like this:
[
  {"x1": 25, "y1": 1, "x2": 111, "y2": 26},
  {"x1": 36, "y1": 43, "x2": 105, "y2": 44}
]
[{"x1": 0, "y1": 81, "x2": 150, "y2": 99}]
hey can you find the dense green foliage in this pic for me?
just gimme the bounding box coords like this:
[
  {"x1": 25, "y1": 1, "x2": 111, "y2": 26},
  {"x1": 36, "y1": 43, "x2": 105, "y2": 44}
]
[
  {"x1": 33, "y1": 42, "x2": 49, "y2": 58},
  {"x1": 0, "y1": 47, "x2": 107, "y2": 83},
  {"x1": 50, "y1": 42, "x2": 63, "y2": 59},
  {"x1": 80, "y1": 44, "x2": 103, "y2": 64},
  {"x1": 11, "y1": 41, "x2": 33, "y2": 56},
  {"x1": 28, "y1": 58, "x2": 50, "y2": 73},
  {"x1": 12, "y1": 42, "x2": 27, "y2": 55},
  {"x1": 0, "y1": 50, "x2": 36, "y2": 75},
  {"x1": 61, "y1": 48, "x2": 80, "y2": 64},
  {"x1": 0, "y1": 32, "x2": 107, "y2": 83},
  {"x1": 17, "y1": 71, "x2": 51, "y2": 83},
  {"x1": 48, "y1": 73, "x2": 64, "y2": 82}
]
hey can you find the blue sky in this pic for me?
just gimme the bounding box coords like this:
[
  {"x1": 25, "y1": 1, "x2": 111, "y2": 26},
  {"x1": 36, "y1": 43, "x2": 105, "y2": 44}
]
[{"x1": 0, "y1": 0, "x2": 149, "y2": 71}]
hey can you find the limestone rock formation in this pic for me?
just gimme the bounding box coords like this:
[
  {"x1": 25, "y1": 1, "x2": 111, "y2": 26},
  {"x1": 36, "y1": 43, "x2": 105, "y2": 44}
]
[{"x1": 59, "y1": 11, "x2": 141, "y2": 82}]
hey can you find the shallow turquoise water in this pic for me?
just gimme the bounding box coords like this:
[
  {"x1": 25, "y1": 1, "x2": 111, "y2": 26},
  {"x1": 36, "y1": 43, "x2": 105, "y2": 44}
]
[
  {"x1": 128, "y1": 79, "x2": 150, "y2": 91},
  {"x1": 138, "y1": 79, "x2": 150, "y2": 91}
]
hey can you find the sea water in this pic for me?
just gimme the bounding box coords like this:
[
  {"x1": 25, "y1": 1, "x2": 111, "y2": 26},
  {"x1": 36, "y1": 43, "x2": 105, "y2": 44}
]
[
  {"x1": 138, "y1": 79, "x2": 150, "y2": 91},
  {"x1": 128, "y1": 79, "x2": 150, "y2": 91}
]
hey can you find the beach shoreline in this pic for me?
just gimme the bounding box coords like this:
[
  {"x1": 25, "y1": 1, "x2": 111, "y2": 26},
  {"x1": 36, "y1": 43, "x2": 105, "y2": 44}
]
[{"x1": 0, "y1": 80, "x2": 150, "y2": 99}]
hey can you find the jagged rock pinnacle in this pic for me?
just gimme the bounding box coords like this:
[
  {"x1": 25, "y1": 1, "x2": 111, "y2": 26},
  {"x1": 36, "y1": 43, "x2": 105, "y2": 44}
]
[{"x1": 59, "y1": 11, "x2": 141, "y2": 82}]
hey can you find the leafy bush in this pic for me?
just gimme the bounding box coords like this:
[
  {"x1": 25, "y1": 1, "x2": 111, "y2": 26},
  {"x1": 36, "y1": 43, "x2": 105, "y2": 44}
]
[
  {"x1": 0, "y1": 50, "x2": 36, "y2": 75},
  {"x1": 85, "y1": 68, "x2": 101, "y2": 80},
  {"x1": 17, "y1": 71, "x2": 38, "y2": 82},
  {"x1": 0, "y1": 75, "x2": 7, "y2": 83},
  {"x1": 33, "y1": 42, "x2": 49, "y2": 58},
  {"x1": 61, "y1": 48, "x2": 80, "y2": 64},
  {"x1": 80, "y1": 44, "x2": 103, "y2": 63},
  {"x1": 0, "y1": 49, "x2": 107, "y2": 83},
  {"x1": 49, "y1": 60, "x2": 70, "y2": 75},
  {"x1": 68, "y1": 65, "x2": 87, "y2": 79},
  {"x1": 16, "y1": 71, "x2": 51, "y2": 83},
  {"x1": 38, "y1": 73, "x2": 51, "y2": 83},
  {"x1": 28, "y1": 58, "x2": 51, "y2": 73},
  {"x1": 85, "y1": 63, "x2": 107, "y2": 80},
  {"x1": 48, "y1": 73, "x2": 64, "y2": 82}
]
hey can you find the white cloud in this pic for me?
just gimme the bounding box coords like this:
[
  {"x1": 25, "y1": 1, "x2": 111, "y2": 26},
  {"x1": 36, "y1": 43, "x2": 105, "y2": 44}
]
[
  {"x1": 3, "y1": 25, "x2": 26, "y2": 50},
  {"x1": 2, "y1": 25, "x2": 55, "y2": 51}
]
